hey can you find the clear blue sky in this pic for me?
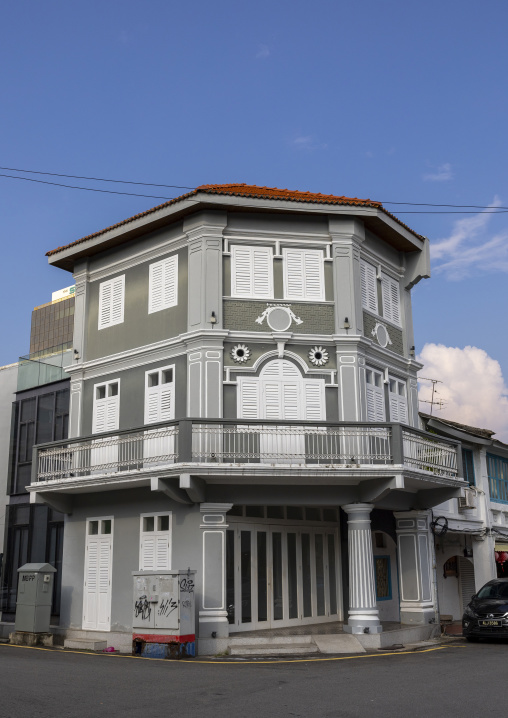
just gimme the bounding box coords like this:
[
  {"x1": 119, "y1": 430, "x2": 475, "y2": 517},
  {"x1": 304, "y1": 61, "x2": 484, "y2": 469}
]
[{"x1": 1, "y1": 0, "x2": 507, "y2": 393}]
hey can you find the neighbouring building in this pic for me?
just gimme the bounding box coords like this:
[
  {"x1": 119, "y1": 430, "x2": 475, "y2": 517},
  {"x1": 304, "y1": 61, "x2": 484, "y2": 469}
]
[
  {"x1": 26, "y1": 184, "x2": 468, "y2": 653},
  {"x1": 420, "y1": 413, "x2": 508, "y2": 621},
  {"x1": 0, "y1": 363, "x2": 19, "y2": 568},
  {"x1": 0, "y1": 293, "x2": 73, "y2": 622}
]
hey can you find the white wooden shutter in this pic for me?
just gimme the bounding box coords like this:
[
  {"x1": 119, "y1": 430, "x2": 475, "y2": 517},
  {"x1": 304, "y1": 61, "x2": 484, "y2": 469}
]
[
  {"x1": 303, "y1": 381, "x2": 325, "y2": 420},
  {"x1": 98, "y1": 276, "x2": 125, "y2": 329},
  {"x1": 389, "y1": 379, "x2": 408, "y2": 424},
  {"x1": 97, "y1": 539, "x2": 112, "y2": 630},
  {"x1": 381, "y1": 274, "x2": 401, "y2": 325},
  {"x1": 140, "y1": 517, "x2": 171, "y2": 570},
  {"x1": 282, "y1": 382, "x2": 300, "y2": 420},
  {"x1": 83, "y1": 538, "x2": 98, "y2": 628},
  {"x1": 264, "y1": 383, "x2": 282, "y2": 419},
  {"x1": 366, "y1": 383, "x2": 385, "y2": 422},
  {"x1": 149, "y1": 256, "x2": 178, "y2": 313},
  {"x1": 238, "y1": 380, "x2": 260, "y2": 419},
  {"x1": 231, "y1": 245, "x2": 273, "y2": 298},
  {"x1": 93, "y1": 394, "x2": 119, "y2": 434},
  {"x1": 283, "y1": 249, "x2": 324, "y2": 300},
  {"x1": 284, "y1": 250, "x2": 305, "y2": 299},
  {"x1": 361, "y1": 260, "x2": 378, "y2": 313}
]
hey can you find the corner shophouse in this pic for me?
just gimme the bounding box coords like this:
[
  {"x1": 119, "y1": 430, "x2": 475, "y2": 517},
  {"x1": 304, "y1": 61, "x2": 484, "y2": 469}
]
[{"x1": 29, "y1": 184, "x2": 467, "y2": 653}]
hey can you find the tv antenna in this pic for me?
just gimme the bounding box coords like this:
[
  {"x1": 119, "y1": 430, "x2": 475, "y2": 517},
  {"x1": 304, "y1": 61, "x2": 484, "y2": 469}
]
[{"x1": 419, "y1": 377, "x2": 444, "y2": 416}]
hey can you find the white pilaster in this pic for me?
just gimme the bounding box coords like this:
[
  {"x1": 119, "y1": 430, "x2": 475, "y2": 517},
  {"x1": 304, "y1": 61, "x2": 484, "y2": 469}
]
[
  {"x1": 199, "y1": 503, "x2": 233, "y2": 639},
  {"x1": 395, "y1": 510, "x2": 436, "y2": 625},
  {"x1": 342, "y1": 503, "x2": 382, "y2": 634}
]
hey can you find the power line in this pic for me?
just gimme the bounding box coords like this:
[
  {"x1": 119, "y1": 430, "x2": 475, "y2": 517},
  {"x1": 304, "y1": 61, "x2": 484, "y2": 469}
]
[
  {"x1": 0, "y1": 166, "x2": 507, "y2": 214},
  {"x1": 0, "y1": 173, "x2": 176, "y2": 200},
  {"x1": 0, "y1": 165, "x2": 195, "y2": 190}
]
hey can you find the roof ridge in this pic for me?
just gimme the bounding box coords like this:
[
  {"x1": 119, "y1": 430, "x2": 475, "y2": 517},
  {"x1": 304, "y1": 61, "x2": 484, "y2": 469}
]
[{"x1": 46, "y1": 182, "x2": 422, "y2": 257}]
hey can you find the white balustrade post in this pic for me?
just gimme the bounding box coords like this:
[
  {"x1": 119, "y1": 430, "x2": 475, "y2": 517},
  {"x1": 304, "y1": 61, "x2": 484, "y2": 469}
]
[{"x1": 342, "y1": 503, "x2": 382, "y2": 634}]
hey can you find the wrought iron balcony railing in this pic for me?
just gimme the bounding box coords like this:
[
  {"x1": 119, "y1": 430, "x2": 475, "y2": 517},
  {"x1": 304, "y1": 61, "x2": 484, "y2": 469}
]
[{"x1": 32, "y1": 419, "x2": 462, "y2": 484}]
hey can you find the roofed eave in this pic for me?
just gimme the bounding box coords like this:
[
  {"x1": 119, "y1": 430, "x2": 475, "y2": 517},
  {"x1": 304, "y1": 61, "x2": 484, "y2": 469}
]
[{"x1": 47, "y1": 190, "x2": 425, "y2": 272}]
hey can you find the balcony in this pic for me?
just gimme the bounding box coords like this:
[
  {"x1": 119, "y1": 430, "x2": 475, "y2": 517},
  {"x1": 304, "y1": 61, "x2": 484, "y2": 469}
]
[{"x1": 32, "y1": 419, "x2": 461, "y2": 482}]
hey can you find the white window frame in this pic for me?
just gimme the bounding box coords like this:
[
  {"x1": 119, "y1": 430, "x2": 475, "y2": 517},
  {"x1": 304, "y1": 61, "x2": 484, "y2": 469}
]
[
  {"x1": 365, "y1": 367, "x2": 386, "y2": 422},
  {"x1": 388, "y1": 375, "x2": 408, "y2": 424},
  {"x1": 144, "y1": 365, "x2": 175, "y2": 424},
  {"x1": 360, "y1": 259, "x2": 378, "y2": 313},
  {"x1": 139, "y1": 512, "x2": 172, "y2": 570},
  {"x1": 381, "y1": 273, "x2": 401, "y2": 326},
  {"x1": 148, "y1": 255, "x2": 178, "y2": 314},
  {"x1": 283, "y1": 248, "x2": 325, "y2": 301},
  {"x1": 231, "y1": 245, "x2": 274, "y2": 299},
  {"x1": 98, "y1": 275, "x2": 125, "y2": 330},
  {"x1": 92, "y1": 379, "x2": 120, "y2": 434}
]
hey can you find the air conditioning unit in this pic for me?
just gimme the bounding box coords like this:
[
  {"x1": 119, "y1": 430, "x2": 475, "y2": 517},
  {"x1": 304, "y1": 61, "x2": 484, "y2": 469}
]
[{"x1": 458, "y1": 488, "x2": 477, "y2": 510}]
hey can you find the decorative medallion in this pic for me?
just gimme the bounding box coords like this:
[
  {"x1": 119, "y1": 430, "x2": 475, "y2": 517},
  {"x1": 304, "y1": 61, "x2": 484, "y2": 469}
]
[
  {"x1": 371, "y1": 322, "x2": 392, "y2": 349},
  {"x1": 308, "y1": 346, "x2": 329, "y2": 367},
  {"x1": 231, "y1": 344, "x2": 251, "y2": 363},
  {"x1": 255, "y1": 305, "x2": 303, "y2": 332}
]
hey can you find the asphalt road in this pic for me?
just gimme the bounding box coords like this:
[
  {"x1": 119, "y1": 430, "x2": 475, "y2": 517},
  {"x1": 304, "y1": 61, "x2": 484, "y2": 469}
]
[{"x1": 0, "y1": 640, "x2": 505, "y2": 718}]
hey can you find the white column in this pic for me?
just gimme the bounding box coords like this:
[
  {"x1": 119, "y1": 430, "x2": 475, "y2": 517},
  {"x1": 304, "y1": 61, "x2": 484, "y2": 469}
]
[
  {"x1": 199, "y1": 503, "x2": 233, "y2": 641},
  {"x1": 395, "y1": 511, "x2": 435, "y2": 625},
  {"x1": 343, "y1": 503, "x2": 382, "y2": 634}
]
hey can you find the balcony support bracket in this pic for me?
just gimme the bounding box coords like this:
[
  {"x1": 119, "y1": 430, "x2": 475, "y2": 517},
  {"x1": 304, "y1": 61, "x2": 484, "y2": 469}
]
[
  {"x1": 359, "y1": 475, "x2": 404, "y2": 503},
  {"x1": 29, "y1": 490, "x2": 73, "y2": 515},
  {"x1": 415, "y1": 486, "x2": 463, "y2": 510},
  {"x1": 151, "y1": 477, "x2": 193, "y2": 505},
  {"x1": 179, "y1": 474, "x2": 206, "y2": 503}
]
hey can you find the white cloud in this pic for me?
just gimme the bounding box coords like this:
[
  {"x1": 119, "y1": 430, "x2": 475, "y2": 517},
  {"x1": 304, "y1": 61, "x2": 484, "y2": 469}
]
[
  {"x1": 255, "y1": 45, "x2": 270, "y2": 59},
  {"x1": 430, "y1": 196, "x2": 507, "y2": 279},
  {"x1": 418, "y1": 343, "x2": 508, "y2": 441},
  {"x1": 423, "y1": 162, "x2": 453, "y2": 182},
  {"x1": 290, "y1": 135, "x2": 327, "y2": 151}
]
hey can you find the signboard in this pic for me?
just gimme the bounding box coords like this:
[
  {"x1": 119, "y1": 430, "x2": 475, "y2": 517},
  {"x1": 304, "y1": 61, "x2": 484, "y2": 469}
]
[{"x1": 52, "y1": 285, "x2": 76, "y2": 302}]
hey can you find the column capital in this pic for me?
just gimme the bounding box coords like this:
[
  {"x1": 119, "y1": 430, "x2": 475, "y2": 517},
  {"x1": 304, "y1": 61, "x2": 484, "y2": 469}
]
[{"x1": 342, "y1": 503, "x2": 375, "y2": 523}]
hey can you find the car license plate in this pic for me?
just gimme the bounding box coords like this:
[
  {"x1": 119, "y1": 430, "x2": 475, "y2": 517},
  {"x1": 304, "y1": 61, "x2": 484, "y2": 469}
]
[{"x1": 479, "y1": 619, "x2": 501, "y2": 627}]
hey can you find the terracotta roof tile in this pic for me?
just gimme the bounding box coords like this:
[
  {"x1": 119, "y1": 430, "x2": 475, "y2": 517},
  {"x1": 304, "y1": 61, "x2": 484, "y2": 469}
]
[
  {"x1": 420, "y1": 412, "x2": 496, "y2": 439},
  {"x1": 46, "y1": 183, "x2": 422, "y2": 257}
]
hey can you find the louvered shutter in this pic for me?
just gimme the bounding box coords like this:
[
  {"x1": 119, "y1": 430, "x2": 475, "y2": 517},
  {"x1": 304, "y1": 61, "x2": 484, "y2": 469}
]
[
  {"x1": 284, "y1": 249, "x2": 324, "y2": 300},
  {"x1": 105, "y1": 395, "x2": 119, "y2": 431},
  {"x1": 98, "y1": 282, "x2": 112, "y2": 330},
  {"x1": 149, "y1": 256, "x2": 178, "y2": 313},
  {"x1": 231, "y1": 246, "x2": 252, "y2": 296},
  {"x1": 149, "y1": 261, "x2": 164, "y2": 313},
  {"x1": 284, "y1": 250, "x2": 305, "y2": 299},
  {"x1": 93, "y1": 401, "x2": 107, "y2": 433},
  {"x1": 155, "y1": 534, "x2": 170, "y2": 570},
  {"x1": 252, "y1": 248, "x2": 272, "y2": 297},
  {"x1": 141, "y1": 535, "x2": 155, "y2": 571},
  {"x1": 303, "y1": 251, "x2": 324, "y2": 299},
  {"x1": 264, "y1": 383, "x2": 282, "y2": 419},
  {"x1": 238, "y1": 380, "x2": 260, "y2": 419},
  {"x1": 231, "y1": 246, "x2": 272, "y2": 298},
  {"x1": 140, "y1": 519, "x2": 171, "y2": 570},
  {"x1": 366, "y1": 383, "x2": 385, "y2": 422},
  {"x1": 99, "y1": 276, "x2": 125, "y2": 329},
  {"x1": 282, "y1": 382, "x2": 300, "y2": 420},
  {"x1": 303, "y1": 382, "x2": 325, "y2": 420},
  {"x1": 145, "y1": 389, "x2": 160, "y2": 424},
  {"x1": 382, "y1": 274, "x2": 401, "y2": 325},
  {"x1": 389, "y1": 381, "x2": 408, "y2": 424},
  {"x1": 361, "y1": 261, "x2": 378, "y2": 312},
  {"x1": 83, "y1": 538, "x2": 98, "y2": 627}
]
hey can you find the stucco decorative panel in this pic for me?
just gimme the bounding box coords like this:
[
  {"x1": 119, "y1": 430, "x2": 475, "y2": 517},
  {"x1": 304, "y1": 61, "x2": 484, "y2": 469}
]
[
  {"x1": 363, "y1": 311, "x2": 404, "y2": 356},
  {"x1": 223, "y1": 300, "x2": 335, "y2": 334}
]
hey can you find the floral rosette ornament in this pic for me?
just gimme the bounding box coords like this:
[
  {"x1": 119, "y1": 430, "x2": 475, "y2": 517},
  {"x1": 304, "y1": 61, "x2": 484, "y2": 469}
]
[
  {"x1": 231, "y1": 344, "x2": 251, "y2": 363},
  {"x1": 308, "y1": 346, "x2": 329, "y2": 367}
]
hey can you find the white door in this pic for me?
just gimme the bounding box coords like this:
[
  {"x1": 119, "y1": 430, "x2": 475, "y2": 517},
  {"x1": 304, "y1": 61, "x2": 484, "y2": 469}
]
[
  {"x1": 91, "y1": 381, "x2": 120, "y2": 474},
  {"x1": 83, "y1": 518, "x2": 113, "y2": 631}
]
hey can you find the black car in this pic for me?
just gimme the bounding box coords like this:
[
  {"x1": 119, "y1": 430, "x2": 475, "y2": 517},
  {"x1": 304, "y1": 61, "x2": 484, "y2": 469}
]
[{"x1": 462, "y1": 578, "x2": 508, "y2": 641}]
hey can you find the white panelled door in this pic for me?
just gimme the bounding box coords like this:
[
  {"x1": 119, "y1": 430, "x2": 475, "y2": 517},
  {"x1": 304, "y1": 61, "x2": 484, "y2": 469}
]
[
  {"x1": 91, "y1": 380, "x2": 120, "y2": 473},
  {"x1": 83, "y1": 518, "x2": 113, "y2": 631},
  {"x1": 238, "y1": 360, "x2": 325, "y2": 463},
  {"x1": 144, "y1": 367, "x2": 175, "y2": 465}
]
